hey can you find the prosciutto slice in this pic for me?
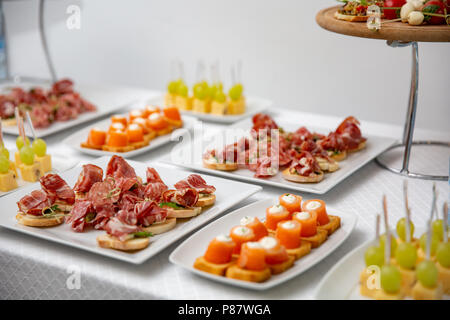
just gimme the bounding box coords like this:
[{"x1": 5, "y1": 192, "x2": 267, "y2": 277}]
[
  {"x1": 174, "y1": 174, "x2": 216, "y2": 194},
  {"x1": 40, "y1": 174, "x2": 75, "y2": 205},
  {"x1": 144, "y1": 167, "x2": 168, "y2": 201},
  {"x1": 135, "y1": 201, "x2": 168, "y2": 227},
  {"x1": 87, "y1": 179, "x2": 118, "y2": 230},
  {"x1": 288, "y1": 151, "x2": 321, "y2": 177},
  {"x1": 106, "y1": 155, "x2": 138, "y2": 192},
  {"x1": 104, "y1": 217, "x2": 141, "y2": 242},
  {"x1": 73, "y1": 164, "x2": 103, "y2": 193},
  {"x1": 162, "y1": 188, "x2": 199, "y2": 208},
  {"x1": 335, "y1": 116, "x2": 366, "y2": 150},
  {"x1": 66, "y1": 200, "x2": 93, "y2": 232},
  {"x1": 17, "y1": 190, "x2": 53, "y2": 216}
]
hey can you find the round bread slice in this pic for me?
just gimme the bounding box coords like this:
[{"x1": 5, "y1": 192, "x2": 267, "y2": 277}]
[
  {"x1": 2, "y1": 118, "x2": 17, "y2": 126},
  {"x1": 316, "y1": 157, "x2": 339, "y2": 173},
  {"x1": 96, "y1": 234, "x2": 150, "y2": 251},
  {"x1": 282, "y1": 168, "x2": 324, "y2": 183},
  {"x1": 166, "y1": 206, "x2": 202, "y2": 219},
  {"x1": 196, "y1": 194, "x2": 216, "y2": 207},
  {"x1": 16, "y1": 212, "x2": 65, "y2": 227},
  {"x1": 202, "y1": 159, "x2": 238, "y2": 171},
  {"x1": 142, "y1": 218, "x2": 176, "y2": 235},
  {"x1": 330, "y1": 150, "x2": 347, "y2": 162},
  {"x1": 348, "y1": 141, "x2": 366, "y2": 153},
  {"x1": 334, "y1": 11, "x2": 369, "y2": 22}
]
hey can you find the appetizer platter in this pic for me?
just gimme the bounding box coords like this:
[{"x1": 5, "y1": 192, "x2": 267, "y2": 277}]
[
  {"x1": 167, "y1": 113, "x2": 396, "y2": 194},
  {"x1": 0, "y1": 155, "x2": 262, "y2": 264},
  {"x1": 170, "y1": 195, "x2": 357, "y2": 290},
  {"x1": 63, "y1": 106, "x2": 196, "y2": 157},
  {"x1": 334, "y1": 0, "x2": 449, "y2": 27},
  {"x1": 316, "y1": 184, "x2": 449, "y2": 300},
  {"x1": 0, "y1": 79, "x2": 157, "y2": 138},
  {"x1": 0, "y1": 111, "x2": 76, "y2": 196}
]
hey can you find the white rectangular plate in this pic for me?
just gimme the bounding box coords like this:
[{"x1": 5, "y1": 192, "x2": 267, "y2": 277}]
[
  {"x1": 164, "y1": 115, "x2": 397, "y2": 194},
  {"x1": 147, "y1": 94, "x2": 272, "y2": 124},
  {"x1": 315, "y1": 227, "x2": 449, "y2": 300},
  {"x1": 1, "y1": 81, "x2": 158, "y2": 138},
  {"x1": 62, "y1": 115, "x2": 197, "y2": 158},
  {"x1": 170, "y1": 198, "x2": 357, "y2": 290},
  {"x1": 0, "y1": 156, "x2": 262, "y2": 264}
]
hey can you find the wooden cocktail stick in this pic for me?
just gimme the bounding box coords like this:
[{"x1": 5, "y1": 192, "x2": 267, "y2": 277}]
[
  {"x1": 403, "y1": 180, "x2": 411, "y2": 243},
  {"x1": 376, "y1": 213, "x2": 380, "y2": 242},
  {"x1": 426, "y1": 185, "x2": 438, "y2": 260},
  {"x1": 25, "y1": 111, "x2": 37, "y2": 141},
  {"x1": 443, "y1": 202, "x2": 448, "y2": 244},
  {"x1": 382, "y1": 195, "x2": 390, "y2": 265}
]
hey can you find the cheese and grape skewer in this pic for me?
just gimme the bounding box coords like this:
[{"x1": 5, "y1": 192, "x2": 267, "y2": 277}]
[
  {"x1": 26, "y1": 112, "x2": 51, "y2": 173},
  {"x1": 436, "y1": 202, "x2": 450, "y2": 294},
  {"x1": 0, "y1": 119, "x2": 18, "y2": 191},
  {"x1": 412, "y1": 185, "x2": 443, "y2": 299},
  {"x1": 376, "y1": 196, "x2": 403, "y2": 299}
]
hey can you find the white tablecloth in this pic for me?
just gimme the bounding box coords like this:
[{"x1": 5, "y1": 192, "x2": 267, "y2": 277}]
[{"x1": 0, "y1": 105, "x2": 448, "y2": 300}]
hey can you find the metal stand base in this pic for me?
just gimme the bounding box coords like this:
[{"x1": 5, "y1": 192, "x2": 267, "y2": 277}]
[
  {"x1": 375, "y1": 41, "x2": 449, "y2": 181},
  {"x1": 375, "y1": 141, "x2": 450, "y2": 181}
]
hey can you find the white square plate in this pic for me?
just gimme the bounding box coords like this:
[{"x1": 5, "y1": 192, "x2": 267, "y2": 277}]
[
  {"x1": 62, "y1": 115, "x2": 197, "y2": 158},
  {"x1": 164, "y1": 115, "x2": 397, "y2": 194},
  {"x1": 1, "y1": 81, "x2": 158, "y2": 138},
  {"x1": 0, "y1": 156, "x2": 262, "y2": 264},
  {"x1": 170, "y1": 198, "x2": 357, "y2": 290},
  {"x1": 147, "y1": 94, "x2": 272, "y2": 124}
]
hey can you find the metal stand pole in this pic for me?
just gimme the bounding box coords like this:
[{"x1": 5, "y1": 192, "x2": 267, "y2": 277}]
[
  {"x1": 375, "y1": 41, "x2": 450, "y2": 181},
  {"x1": 38, "y1": 0, "x2": 56, "y2": 82}
]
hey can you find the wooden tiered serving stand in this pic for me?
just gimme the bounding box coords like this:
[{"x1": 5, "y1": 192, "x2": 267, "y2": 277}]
[{"x1": 316, "y1": 6, "x2": 450, "y2": 181}]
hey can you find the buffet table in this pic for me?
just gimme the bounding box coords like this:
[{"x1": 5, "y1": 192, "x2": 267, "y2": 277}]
[{"x1": 0, "y1": 101, "x2": 448, "y2": 300}]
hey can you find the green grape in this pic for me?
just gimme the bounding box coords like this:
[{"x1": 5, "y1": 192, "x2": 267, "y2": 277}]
[
  {"x1": 167, "y1": 81, "x2": 178, "y2": 94},
  {"x1": 396, "y1": 218, "x2": 415, "y2": 241},
  {"x1": 214, "y1": 90, "x2": 227, "y2": 103},
  {"x1": 380, "y1": 265, "x2": 401, "y2": 293},
  {"x1": 416, "y1": 260, "x2": 438, "y2": 288},
  {"x1": 0, "y1": 155, "x2": 9, "y2": 174},
  {"x1": 380, "y1": 234, "x2": 397, "y2": 257},
  {"x1": 432, "y1": 220, "x2": 444, "y2": 241},
  {"x1": 436, "y1": 242, "x2": 450, "y2": 268},
  {"x1": 193, "y1": 83, "x2": 207, "y2": 100},
  {"x1": 19, "y1": 145, "x2": 34, "y2": 165},
  {"x1": 364, "y1": 245, "x2": 384, "y2": 267},
  {"x1": 32, "y1": 138, "x2": 47, "y2": 157},
  {"x1": 228, "y1": 84, "x2": 242, "y2": 101},
  {"x1": 419, "y1": 233, "x2": 439, "y2": 256},
  {"x1": 395, "y1": 242, "x2": 417, "y2": 270},
  {"x1": 209, "y1": 84, "x2": 219, "y2": 100},
  {"x1": 16, "y1": 136, "x2": 30, "y2": 150},
  {"x1": 177, "y1": 83, "x2": 188, "y2": 97},
  {"x1": 0, "y1": 146, "x2": 9, "y2": 159}
]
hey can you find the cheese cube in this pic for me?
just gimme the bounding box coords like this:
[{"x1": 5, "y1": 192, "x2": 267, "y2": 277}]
[
  {"x1": 374, "y1": 289, "x2": 404, "y2": 300},
  {"x1": 192, "y1": 99, "x2": 211, "y2": 113},
  {"x1": 359, "y1": 268, "x2": 380, "y2": 298},
  {"x1": 412, "y1": 281, "x2": 443, "y2": 300},
  {"x1": 227, "y1": 96, "x2": 246, "y2": 115},
  {"x1": 175, "y1": 95, "x2": 192, "y2": 111},
  {"x1": 399, "y1": 266, "x2": 416, "y2": 297},
  {"x1": 35, "y1": 154, "x2": 52, "y2": 173},
  {"x1": 210, "y1": 101, "x2": 227, "y2": 115},
  {"x1": 164, "y1": 93, "x2": 177, "y2": 107},
  {"x1": 9, "y1": 161, "x2": 17, "y2": 175},
  {"x1": 437, "y1": 262, "x2": 450, "y2": 294},
  {"x1": 0, "y1": 171, "x2": 18, "y2": 192},
  {"x1": 15, "y1": 151, "x2": 21, "y2": 166},
  {"x1": 19, "y1": 162, "x2": 44, "y2": 182}
]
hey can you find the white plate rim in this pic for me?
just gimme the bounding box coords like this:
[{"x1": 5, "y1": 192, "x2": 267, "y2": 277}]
[
  {"x1": 0, "y1": 156, "x2": 263, "y2": 264},
  {"x1": 169, "y1": 198, "x2": 358, "y2": 290}
]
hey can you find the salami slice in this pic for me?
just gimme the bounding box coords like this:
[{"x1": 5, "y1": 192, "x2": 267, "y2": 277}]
[
  {"x1": 73, "y1": 164, "x2": 103, "y2": 193},
  {"x1": 40, "y1": 174, "x2": 75, "y2": 205}
]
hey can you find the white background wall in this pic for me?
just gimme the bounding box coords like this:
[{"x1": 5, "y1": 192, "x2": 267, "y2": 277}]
[{"x1": 4, "y1": 0, "x2": 450, "y2": 133}]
